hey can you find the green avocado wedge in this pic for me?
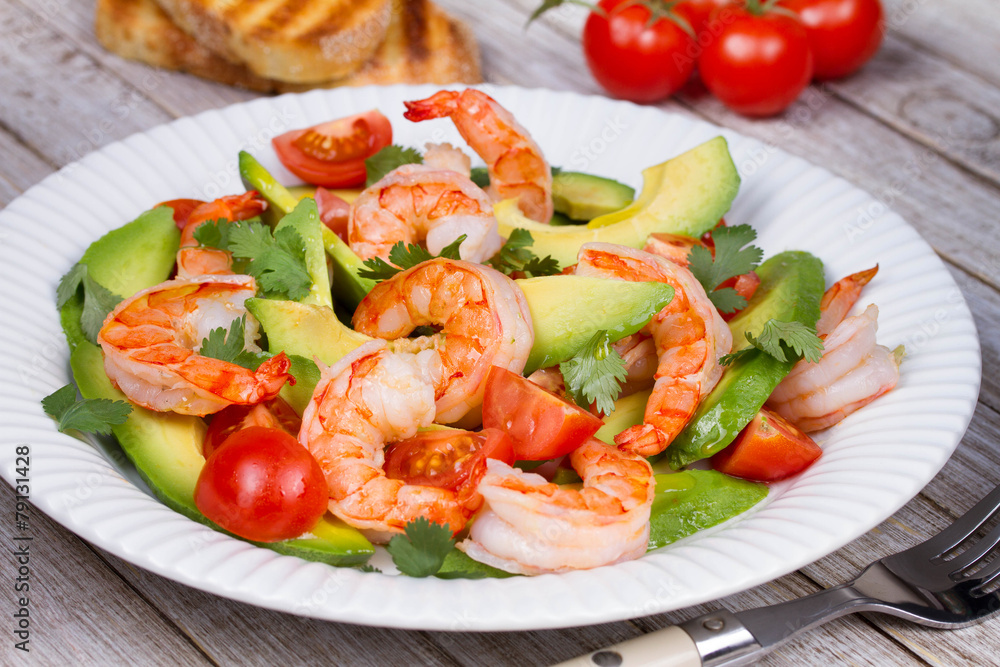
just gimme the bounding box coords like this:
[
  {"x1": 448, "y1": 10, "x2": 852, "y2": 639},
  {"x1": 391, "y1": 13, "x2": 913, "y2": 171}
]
[
  {"x1": 239, "y1": 151, "x2": 298, "y2": 225},
  {"x1": 518, "y1": 276, "x2": 674, "y2": 374},
  {"x1": 60, "y1": 207, "x2": 180, "y2": 350},
  {"x1": 274, "y1": 198, "x2": 333, "y2": 309},
  {"x1": 322, "y1": 227, "x2": 377, "y2": 311},
  {"x1": 69, "y1": 341, "x2": 374, "y2": 566},
  {"x1": 494, "y1": 137, "x2": 740, "y2": 268},
  {"x1": 551, "y1": 171, "x2": 635, "y2": 221},
  {"x1": 647, "y1": 470, "x2": 768, "y2": 550},
  {"x1": 667, "y1": 251, "x2": 825, "y2": 470}
]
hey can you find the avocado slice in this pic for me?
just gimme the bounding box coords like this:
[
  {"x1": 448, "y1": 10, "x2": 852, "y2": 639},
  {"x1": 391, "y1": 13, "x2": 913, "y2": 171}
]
[
  {"x1": 273, "y1": 198, "x2": 333, "y2": 309},
  {"x1": 551, "y1": 171, "x2": 635, "y2": 221},
  {"x1": 70, "y1": 342, "x2": 374, "y2": 565},
  {"x1": 239, "y1": 151, "x2": 299, "y2": 226},
  {"x1": 246, "y1": 298, "x2": 372, "y2": 411},
  {"x1": 495, "y1": 137, "x2": 741, "y2": 267},
  {"x1": 321, "y1": 227, "x2": 377, "y2": 311},
  {"x1": 594, "y1": 390, "x2": 650, "y2": 444},
  {"x1": 517, "y1": 275, "x2": 674, "y2": 374},
  {"x1": 60, "y1": 207, "x2": 180, "y2": 350},
  {"x1": 647, "y1": 470, "x2": 767, "y2": 550},
  {"x1": 666, "y1": 251, "x2": 825, "y2": 470}
]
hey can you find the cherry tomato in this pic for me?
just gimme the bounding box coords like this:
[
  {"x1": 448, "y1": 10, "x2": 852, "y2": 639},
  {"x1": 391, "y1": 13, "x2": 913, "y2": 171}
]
[
  {"x1": 582, "y1": 0, "x2": 697, "y2": 103},
  {"x1": 699, "y1": 3, "x2": 814, "y2": 116},
  {"x1": 272, "y1": 110, "x2": 392, "y2": 188},
  {"x1": 203, "y1": 397, "x2": 302, "y2": 459},
  {"x1": 677, "y1": 0, "x2": 732, "y2": 37},
  {"x1": 156, "y1": 198, "x2": 206, "y2": 229},
  {"x1": 194, "y1": 426, "x2": 329, "y2": 542},
  {"x1": 482, "y1": 366, "x2": 604, "y2": 461},
  {"x1": 314, "y1": 186, "x2": 351, "y2": 240},
  {"x1": 780, "y1": 0, "x2": 884, "y2": 80},
  {"x1": 711, "y1": 408, "x2": 822, "y2": 482},
  {"x1": 718, "y1": 270, "x2": 761, "y2": 321},
  {"x1": 384, "y1": 428, "x2": 514, "y2": 494}
]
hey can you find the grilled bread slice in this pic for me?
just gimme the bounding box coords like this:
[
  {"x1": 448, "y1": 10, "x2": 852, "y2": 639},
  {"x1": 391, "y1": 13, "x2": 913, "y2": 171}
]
[
  {"x1": 152, "y1": 0, "x2": 393, "y2": 83},
  {"x1": 95, "y1": 0, "x2": 482, "y2": 92}
]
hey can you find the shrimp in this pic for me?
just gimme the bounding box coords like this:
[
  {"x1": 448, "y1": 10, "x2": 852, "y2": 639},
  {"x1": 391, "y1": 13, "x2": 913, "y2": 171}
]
[
  {"x1": 347, "y1": 164, "x2": 504, "y2": 264},
  {"x1": 176, "y1": 192, "x2": 267, "y2": 279},
  {"x1": 403, "y1": 89, "x2": 554, "y2": 223},
  {"x1": 575, "y1": 242, "x2": 732, "y2": 456},
  {"x1": 458, "y1": 438, "x2": 655, "y2": 575},
  {"x1": 423, "y1": 142, "x2": 472, "y2": 178},
  {"x1": 97, "y1": 274, "x2": 292, "y2": 416},
  {"x1": 815, "y1": 266, "x2": 879, "y2": 336},
  {"x1": 352, "y1": 258, "x2": 534, "y2": 424},
  {"x1": 768, "y1": 304, "x2": 901, "y2": 432},
  {"x1": 299, "y1": 340, "x2": 478, "y2": 539}
]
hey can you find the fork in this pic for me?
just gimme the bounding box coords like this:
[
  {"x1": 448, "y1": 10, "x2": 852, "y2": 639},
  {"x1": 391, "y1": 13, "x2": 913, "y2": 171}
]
[{"x1": 556, "y1": 484, "x2": 1000, "y2": 666}]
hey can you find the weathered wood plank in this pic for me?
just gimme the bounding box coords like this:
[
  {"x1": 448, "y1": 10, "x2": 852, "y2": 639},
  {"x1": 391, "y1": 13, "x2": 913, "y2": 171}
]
[
  {"x1": 881, "y1": 0, "x2": 1000, "y2": 90},
  {"x1": 0, "y1": 484, "x2": 211, "y2": 665},
  {"x1": 0, "y1": 127, "x2": 54, "y2": 207},
  {"x1": 0, "y1": 0, "x2": 173, "y2": 167}
]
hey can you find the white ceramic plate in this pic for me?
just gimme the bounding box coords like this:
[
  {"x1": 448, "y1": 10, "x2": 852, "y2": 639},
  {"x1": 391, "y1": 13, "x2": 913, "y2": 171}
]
[{"x1": 0, "y1": 85, "x2": 980, "y2": 631}]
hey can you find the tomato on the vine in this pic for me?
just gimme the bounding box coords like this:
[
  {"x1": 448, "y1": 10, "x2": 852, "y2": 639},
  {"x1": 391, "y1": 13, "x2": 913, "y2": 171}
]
[
  {"x1": 699, "y1": 0, "x2": 814, "y2": 116},
  {"x1": 676, "y1": 0, "x2": 731, "y2": 38},
  {"x1": 384, "y1": 428, "x2": 514, "y2": 494},
  {"x1": 272, "y1": 110, "x2": 392, "y2": 188},
  {"x1": 780, "y1": 0, "x2": 884, "y2": 80},
  {"x1": 194, "y1": 426, "x2": 329, "y2": 542},
  {"x1": 582, "y1": 0, "x2": 697, "y2": 103}
]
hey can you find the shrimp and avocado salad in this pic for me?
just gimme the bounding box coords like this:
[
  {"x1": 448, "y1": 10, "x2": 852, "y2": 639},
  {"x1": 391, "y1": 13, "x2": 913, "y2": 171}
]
[{"x1": 46, "y1": 88, "x2": 902, "y2": 578}]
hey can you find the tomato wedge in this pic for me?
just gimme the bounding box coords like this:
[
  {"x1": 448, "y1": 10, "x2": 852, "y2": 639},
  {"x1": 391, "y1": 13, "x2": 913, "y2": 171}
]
[
  {"x1": 384, "y1": 428, "x2": 514, "y2": 494},
  {"x1": 203, "y1": 397, "x2": 301, "y2": 459},
  {"x1": 314, "y1": 186, "x2": 351, "y2": 239},
  {"x1": 156, "y1": 198, "x2": 206, "y2": 229},
  {"x1": 711, "y1": 408, "x2": 822, "y2": 482},
  {"x1": 194, "y1": 426, "x2": 329, "y2": 542},
  {"x1": 272, "y1": 110, "x2": 392, "y2": 188},
  {"x1": 482, "y1": 366, "x2": 604, "y2": 461}
]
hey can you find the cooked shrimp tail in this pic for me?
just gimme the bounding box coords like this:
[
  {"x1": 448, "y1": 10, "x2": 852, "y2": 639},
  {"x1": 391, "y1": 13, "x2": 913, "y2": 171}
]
[
  {"x1": 815, "y1": 265, "x2": 878, "y2": 336},
  {"x1": 176, "y1": 192, "x2": 268, "y2": 278},
  {"x1": 98, "y1": 275, "x2": 292, "y2": 416},
  {"x1": 404, "y1": 89, "x2": 553, "y2": 223},
  {"x1": 458, "y1": 438, "x2": 655, "y2": 575}
]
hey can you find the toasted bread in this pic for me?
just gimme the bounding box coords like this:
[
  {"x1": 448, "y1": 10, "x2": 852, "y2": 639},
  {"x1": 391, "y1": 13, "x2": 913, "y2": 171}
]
[
  {"x1": 95, "y1": 0, "x2": 482, "y2": 92},
  {"x1": 152, "y1": 0, "x2": 393, "y2": 83}
]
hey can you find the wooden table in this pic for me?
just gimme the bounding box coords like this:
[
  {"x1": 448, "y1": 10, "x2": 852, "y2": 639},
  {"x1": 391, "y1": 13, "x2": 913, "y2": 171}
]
[{"x1": 2, "y1": 0, "x2": 998, "y2": 664}]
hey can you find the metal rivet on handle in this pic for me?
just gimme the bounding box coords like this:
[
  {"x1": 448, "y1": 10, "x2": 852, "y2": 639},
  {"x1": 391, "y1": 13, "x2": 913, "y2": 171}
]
[
  {"x1": 591, "y1": 650, "x2": 623, "y2": 667},
  {"x1": 703, "y1": 617, "x2": 725, "y2": 632}
]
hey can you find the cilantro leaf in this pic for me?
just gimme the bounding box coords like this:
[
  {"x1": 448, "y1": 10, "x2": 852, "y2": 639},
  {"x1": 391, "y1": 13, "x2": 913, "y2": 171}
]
[
  {"x1": 199, "y1": 315, "x2": 268, "y2": 370},
  {"x1": 42, "y1": 384, "x2": 132, "y2": 435},
  {"x1": 720, "y1": 319, "x2": 824, "y2": 366},
  {"x1": 687, "y1": 225, "x2": 763, "y2": 313},
  {"x1": 357, "y1": 235, "x2": 468, "y2": 282},
  {"x1": 191, "y1": 218, "x2": 232, "y2": 250},
  {"x1": 469, "y1": 167, "x2": 490, "y2": 188},
  {"x1": 386, "y1": 517, "x2": 455, "y2": 577},
  {"x1": 212, "y1": 220, "x2": 312, "y2": 301},
  {"x1": 57, "y1": 263, "x2": 124, "y2": 344},
  {"x1": 365, "y1": 145, "x2": 423, "y2": 187},
  {"x1": 435, "y1": 570, "x2": 488, "y2": 580},
  {"x1": 489, "y1": 229, "x2": 561, "y2": 277},
  {"x1": 358, "y1": 564, "x2": 382, "y2": 574},
  {"x1": 559, "y1": 330, "x2": 628, "y2": 415}
]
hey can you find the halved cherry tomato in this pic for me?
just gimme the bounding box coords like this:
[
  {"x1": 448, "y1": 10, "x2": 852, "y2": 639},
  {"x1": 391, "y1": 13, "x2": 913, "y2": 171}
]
[
  {"x1": 711, "y1": 408, "x2": 822, "y2": 482},
  {"x1": 156, "y1": 198, "x2": 206, "y2": 229},
  {"x1": 272, "y1": 110, "x2": 392, "y2": 188},
  {"x1": 482, "y1": 366, "x2": 604, "y2": 461},
  {"x1": 203, "y1": 397, "x2": 301, "y2": 459},
  {"x1": 384, "y1": 428, "x2": 514, "y2": 494},
  {"x1": 194, "y1": 426, "x2": 329, "y2": 542}
]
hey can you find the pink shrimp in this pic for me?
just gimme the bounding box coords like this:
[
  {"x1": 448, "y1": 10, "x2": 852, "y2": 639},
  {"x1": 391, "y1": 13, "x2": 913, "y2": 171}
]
[
  {"x1": 575, "y1": 243, "x2": 732, "y2": 456},
  {"x1": 352, "y1": 257, "x2": 534, "y2": 425},
  {"x1": 299, "y1": 341, "x2": 480, "y2": 539},
  {"x1": 458, "y1": 438, "x2": 655, "y2": 575},
  {"x1": 176, "y1": 192, "x2": 268, "y2": 279},
  {"x1": 815, "y1": 265, "x2": 879, "y2": 336},
  {"x1": 97, "y1": 275, "x2": 291, "y2": 416},
  {"x1": 403, "y1": 89, "x2": 554, "y2": 223},
  {"x1": 347, "y1": 164, "x2": 503, "y2": 264}
]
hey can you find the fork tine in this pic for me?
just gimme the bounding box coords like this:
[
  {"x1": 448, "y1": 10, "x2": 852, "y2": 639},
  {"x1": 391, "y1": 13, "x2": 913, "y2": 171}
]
[
  {"x1": 967, "y1": 554, "x2": 1000, "y2": 592},
  {"x1": 917, "y1": 485, "x2": 1000, "y2": 559},
  {"x1": 949, "y1": 519, "x2": 1000, "y2": 576}
]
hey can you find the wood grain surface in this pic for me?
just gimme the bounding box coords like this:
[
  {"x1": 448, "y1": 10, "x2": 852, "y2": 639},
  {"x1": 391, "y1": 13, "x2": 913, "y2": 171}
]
[{"x1": 1, "y1": 0, "x2": 999, "y2": 664}]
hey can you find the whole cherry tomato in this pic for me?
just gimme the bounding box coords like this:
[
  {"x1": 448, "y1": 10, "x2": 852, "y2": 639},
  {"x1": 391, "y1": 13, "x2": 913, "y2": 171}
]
[
  {"x1": 699, "y1": 1, "x2": 814, "y2": 116},
  {"x1": 582, "y1": 0, "x2": 697, "y2": 103},
  {"x1": 676, "y1": 0, "x2": 732, "y2": 37},
  {"x1": 384, "y1": 428, "x2": 514, "y2": 494},
  {"x1": 780, "y1": 0, "x2": 884, "y2": 80},
  {"x1": 272, "y1": 110, "x2": 392, "y2": 188},
  {"x1": 194, "y1": 426, "x2": 329, "y2": 542}
]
